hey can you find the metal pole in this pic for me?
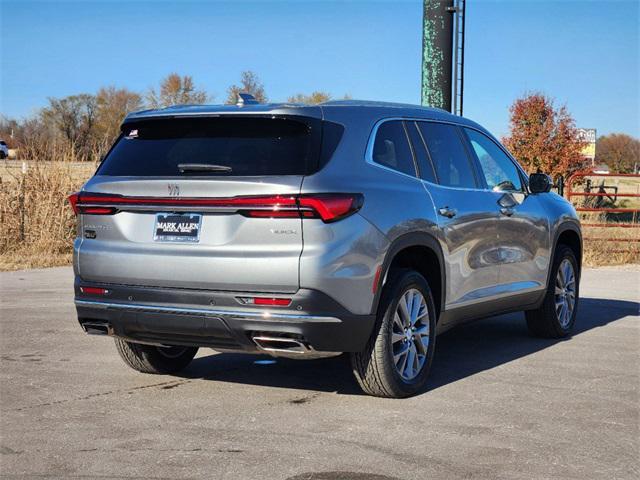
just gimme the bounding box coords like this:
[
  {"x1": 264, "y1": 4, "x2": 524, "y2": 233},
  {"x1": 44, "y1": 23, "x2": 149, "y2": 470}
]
[
  {"x1": 452, "y1": 1, "x2": 459, "y2": 113},
  {"x1": 459, "y1": 0, "x2": 466, "y2": 115},
  {"x1": 421, "y1": 0, "x2": 454, "y2": 111}
]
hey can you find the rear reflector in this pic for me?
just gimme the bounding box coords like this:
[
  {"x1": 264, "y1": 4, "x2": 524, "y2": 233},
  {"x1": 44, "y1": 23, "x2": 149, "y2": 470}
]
[
  {"x1": 238, "y1": 297, "x2": 292, "y2": 307},
  {"x1": 254, "y1": 297, "x2": 292, "y2": 307},
  {"x1": 80, "y1": 287, "x2": 109, "y2": 295},
  {"x1": 68, "y1": 192, "x2": 363, "y2": 223},
  {"x1": 372, "y1": 265, "x2": 383, "y2": 294}
]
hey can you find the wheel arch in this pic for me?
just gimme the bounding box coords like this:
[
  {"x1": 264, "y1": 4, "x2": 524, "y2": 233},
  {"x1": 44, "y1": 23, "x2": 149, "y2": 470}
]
[
  {"x1": 550, "y1": 222, "x2": 583, "y2": 282},
  {"x1": 372, "y1": 232, "x2": 445, "y2": 321}
]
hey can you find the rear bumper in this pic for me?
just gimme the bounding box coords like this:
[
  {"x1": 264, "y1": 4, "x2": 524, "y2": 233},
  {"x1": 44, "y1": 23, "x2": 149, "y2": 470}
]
[{"x1": 74, "y1": 280, "x2": 375, "y2": 353}]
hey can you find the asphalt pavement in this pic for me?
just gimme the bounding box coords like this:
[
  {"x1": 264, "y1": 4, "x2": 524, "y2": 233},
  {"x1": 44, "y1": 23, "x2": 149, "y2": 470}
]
[{"x1": 1, "y1": 266, "x2": 638, "y2": 479}]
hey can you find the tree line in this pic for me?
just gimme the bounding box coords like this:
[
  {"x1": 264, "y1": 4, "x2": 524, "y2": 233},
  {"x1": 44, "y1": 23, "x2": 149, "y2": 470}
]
[
  {"x1": 0, "y1": 70, "x2": 349, "y2": 162},
  {"x1": 1, "y1": 76, "x2": 636, "y2": 176}
]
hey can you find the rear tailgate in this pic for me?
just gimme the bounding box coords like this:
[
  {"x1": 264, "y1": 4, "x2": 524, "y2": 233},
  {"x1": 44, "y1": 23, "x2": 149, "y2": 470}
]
[{"x1": 75, "y1": 115, "x2": 320, "y2": 293}]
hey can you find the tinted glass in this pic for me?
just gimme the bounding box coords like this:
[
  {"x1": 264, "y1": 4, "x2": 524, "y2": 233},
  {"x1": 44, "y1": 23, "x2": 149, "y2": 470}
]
[
  {"x1": 98, "y1": 117, "x2": 318, "y2": 177},
  {"x1": 464, "y1": 128, "x2": 523, "y2": 191},
  {"x1": 418, "y1": 122, "x2": 477, "y2": 188},
  {"x1": 405, "y1": 122, "x2": 437, "y2": 183},
  {"x1": 372, "y1": 121, "x2": 417, "y2": 177},
  {"x1": 319, "y1": 121, "x2": 345, "y2": 168}
]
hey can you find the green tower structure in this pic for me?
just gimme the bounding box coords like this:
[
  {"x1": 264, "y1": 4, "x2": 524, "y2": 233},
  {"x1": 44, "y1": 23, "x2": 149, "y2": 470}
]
[{"x1": 421, "y1": 0, "x2": 454, "y2": 111}]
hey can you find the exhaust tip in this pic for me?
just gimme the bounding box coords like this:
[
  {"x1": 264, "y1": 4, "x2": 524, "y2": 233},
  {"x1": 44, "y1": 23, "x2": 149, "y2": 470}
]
[
  {"x1": 81, "y1": 321, "x2": 112, "y2": 336},
  {"x1": 252, "y1": 335, "x2": 309, "y2": 354}
]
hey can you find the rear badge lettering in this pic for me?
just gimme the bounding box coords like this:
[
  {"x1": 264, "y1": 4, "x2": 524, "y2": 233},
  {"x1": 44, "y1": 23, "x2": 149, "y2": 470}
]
[{"x1": 168, "y1": 184, "x2": 180, "y2": 197}]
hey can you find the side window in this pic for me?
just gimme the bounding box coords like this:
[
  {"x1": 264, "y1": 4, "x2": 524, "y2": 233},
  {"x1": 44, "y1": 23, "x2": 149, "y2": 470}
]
[
  {"x1": 463, "y1": 128, "x2": 523, "y2": 192},
  {"x1": 405, "y1": 122, "x2": 437, "y2": 183},
  {"x1": 372, "y1": 121, "x2": 417, "y2": 177},
  {"x1": 418, "y1": 122, "x2": 477, "y2": 188}
]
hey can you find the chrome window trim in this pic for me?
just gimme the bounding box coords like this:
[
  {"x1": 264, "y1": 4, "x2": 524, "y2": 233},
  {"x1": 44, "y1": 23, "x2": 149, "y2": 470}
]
[
  {"x1": 364, "y1": 118, "x2": 422, "y2": 182},
  {"x1": 366, "y1": 117, "x2": 530, "y2": 194},
  {"x1": 366, "y1": 117, "x2": 485, "y2": 192},
  {"x1": 460, "y1": 126, "x2": 527, "y2": 194},
  {"x1": 410, "y1": 120, "x2": 440, "y2": 184}
]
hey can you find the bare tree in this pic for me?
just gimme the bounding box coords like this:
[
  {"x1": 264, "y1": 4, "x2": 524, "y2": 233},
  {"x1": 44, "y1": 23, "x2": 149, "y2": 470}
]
[
  {"x1": 226, "y1": 71, "x2": 267, "y2": 104},
  {"x1": 595, "y1": 133, "x2": 640, "y2": 174},
  {"x1": 287, "y1": 91, "x2": 352, "y2": 104},
  {"x1": 146, "y1": 73, "x2": 209, "y2": 108},
  {"x1": 95, "y1": 86, "x2": 143, "y2": 147},
  {"x1": 287, "y1": 91, "x2": 332, "y2": 105},
  {"x1": 40, "y1": 94, "x2": 98, "y2": 159}
]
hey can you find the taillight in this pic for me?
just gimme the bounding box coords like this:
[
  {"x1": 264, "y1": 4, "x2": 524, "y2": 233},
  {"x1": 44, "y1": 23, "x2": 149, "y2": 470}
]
[
  {"x1": 68, "y1": 192, "x2": 80, "y2": 215},
  {"x1": 298, "y1": 194, "x2": 364, "y2": 222},
  {"x1": 68, "y1": 192, "x2": 117, "y2": 216},
  {"x1": 67, "y1": 192, "x2": 363, "y2": 223}
]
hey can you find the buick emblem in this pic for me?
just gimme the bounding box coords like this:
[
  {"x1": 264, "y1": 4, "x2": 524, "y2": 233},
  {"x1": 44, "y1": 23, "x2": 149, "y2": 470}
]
[{"x1": 168, "y1": 184, "x2": 180, "y2": 197}]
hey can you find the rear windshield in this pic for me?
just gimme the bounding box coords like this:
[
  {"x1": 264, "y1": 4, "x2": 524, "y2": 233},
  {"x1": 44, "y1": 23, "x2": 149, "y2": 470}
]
[{"x1": 97, "y1": 116, "x2": 322, "y2": 176}]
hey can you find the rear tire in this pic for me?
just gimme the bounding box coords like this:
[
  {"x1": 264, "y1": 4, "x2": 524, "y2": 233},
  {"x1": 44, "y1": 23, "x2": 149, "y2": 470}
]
[
  {"x1": 114, "y1": 338, "x2": 198, "y2": 374},
  {"x1": 525, "y1": 245, "x2": 579, "y2": 338},
  {"x1": 351, "y1": 269, "x2": 437, "y2": 398}
]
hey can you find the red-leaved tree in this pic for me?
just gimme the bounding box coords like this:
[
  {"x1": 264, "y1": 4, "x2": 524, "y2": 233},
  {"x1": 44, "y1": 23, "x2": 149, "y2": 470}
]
[{"x1": 502, "y1": 93, "x2": 588, "y2": 178}]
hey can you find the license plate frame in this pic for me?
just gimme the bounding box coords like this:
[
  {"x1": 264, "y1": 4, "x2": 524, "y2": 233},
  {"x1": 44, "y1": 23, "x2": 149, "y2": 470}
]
[{"x1": 153, "y1": 213, "x2": 202, "y2": 243}]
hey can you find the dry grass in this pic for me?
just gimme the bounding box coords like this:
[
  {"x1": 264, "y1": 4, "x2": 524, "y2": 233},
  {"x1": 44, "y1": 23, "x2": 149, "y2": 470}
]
[
  {"x1": 0, "y1": 156, "x2": 96, "y2": 271},
  {"x1": 0, "y1": 158, "x2": 638, "y2": 271},
  {"x1": 574, "y1": 176, "x2": 640, "y2": 266},
  {"x1": 582, "y1": 225, "x2": 639, "y2": 267}
]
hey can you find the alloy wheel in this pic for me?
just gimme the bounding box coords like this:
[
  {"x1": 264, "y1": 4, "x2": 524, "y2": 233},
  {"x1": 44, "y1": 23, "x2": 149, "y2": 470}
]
[
  {"x1": 391, "y1": 288, "x2": 430, "y2": 380},
  {"x1": 555, "y1": 258, "x2": 576, "y2": 328}
]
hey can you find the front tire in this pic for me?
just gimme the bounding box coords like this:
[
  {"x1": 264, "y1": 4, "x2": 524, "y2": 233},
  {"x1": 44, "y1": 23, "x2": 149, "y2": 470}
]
[
  {"x1": 525, "y1": 245, "x2": 579, "y2": 338},
  {"x1": 351, "y1": 269, "x2": 437, "y2": 398},
  {"x1": 114, "y1": 338, "x2": 198, "y2": 374}
]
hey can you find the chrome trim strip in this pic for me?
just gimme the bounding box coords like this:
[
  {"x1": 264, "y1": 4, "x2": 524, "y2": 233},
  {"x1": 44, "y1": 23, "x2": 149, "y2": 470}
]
[
  {"x1": 364, "y1": 117, "x2": 526, "y2": 194},
  {"x1": 74, "y1": 299, "x2": 342, "y2": 323},
  {"x1": 446, "y1": 282, "x2": 544, "y2": 309}
]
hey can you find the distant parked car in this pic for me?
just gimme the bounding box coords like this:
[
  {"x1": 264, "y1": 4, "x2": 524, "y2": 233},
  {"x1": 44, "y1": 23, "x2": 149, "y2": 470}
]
[
  {"x1": 70, "y1": 99, "x2": 582, "y2": 398},
  {"x1": 0, "y1": 140, "x2": 8, "y2": 159}
]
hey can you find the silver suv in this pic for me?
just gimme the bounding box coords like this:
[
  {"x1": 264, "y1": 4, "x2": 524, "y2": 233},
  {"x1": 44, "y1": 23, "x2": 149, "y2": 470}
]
[{"x1": 71, "y1": 100, "x2": 582, "y2": 398}]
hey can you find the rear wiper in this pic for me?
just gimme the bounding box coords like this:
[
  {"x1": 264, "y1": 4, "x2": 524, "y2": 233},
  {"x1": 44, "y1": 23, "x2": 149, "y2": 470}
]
[{"x1": 177, "y1": 163, "x2": 232, "y2": 174}]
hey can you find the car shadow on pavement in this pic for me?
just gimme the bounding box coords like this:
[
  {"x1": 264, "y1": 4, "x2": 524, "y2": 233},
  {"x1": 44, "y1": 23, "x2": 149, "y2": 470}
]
[{"x1": 180, "y1": 297, "x2": 638, "y2": 396}]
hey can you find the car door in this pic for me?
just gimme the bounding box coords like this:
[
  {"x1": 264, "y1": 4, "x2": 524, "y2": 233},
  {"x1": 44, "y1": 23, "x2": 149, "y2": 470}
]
[
  {"x1": 461, "y1": 127, "x2": 551, "y2": 294},
  {"x1": 409, "y1": 121, "x2": 502, "y2": 311}
]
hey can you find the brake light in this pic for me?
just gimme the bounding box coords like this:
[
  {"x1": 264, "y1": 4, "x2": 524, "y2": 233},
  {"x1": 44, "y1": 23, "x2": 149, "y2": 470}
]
[
  {"x1": 67, "y1": 192, "x2": 363, "y2": 223},
  {"x1": 68, "y1": 192, "x2": 118, "y2": 216},
  {"x1": 298, "y1": 194, "x2": 364, "y2": 222},
  {"x1": 68, "y1": 192, "x2": 80, "y2": 215},
  {"x1": 81, "y1": 207, "x2": 117, "y2": 215}
]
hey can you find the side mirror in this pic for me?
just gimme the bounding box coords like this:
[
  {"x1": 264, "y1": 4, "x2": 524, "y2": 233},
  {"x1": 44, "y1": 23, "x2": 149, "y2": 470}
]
[{"x1": 529, "y1": 173, "x2": 553, "y2": 194}]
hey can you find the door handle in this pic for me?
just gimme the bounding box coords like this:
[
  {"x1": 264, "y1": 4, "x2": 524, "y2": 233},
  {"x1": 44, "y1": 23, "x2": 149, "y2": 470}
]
[
  {"x1": 438, "y1": 207, "x2": 457, "y2": 218},
  {"x1": 500, "y1": 207, "x2": 515, "y2": 217}
]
